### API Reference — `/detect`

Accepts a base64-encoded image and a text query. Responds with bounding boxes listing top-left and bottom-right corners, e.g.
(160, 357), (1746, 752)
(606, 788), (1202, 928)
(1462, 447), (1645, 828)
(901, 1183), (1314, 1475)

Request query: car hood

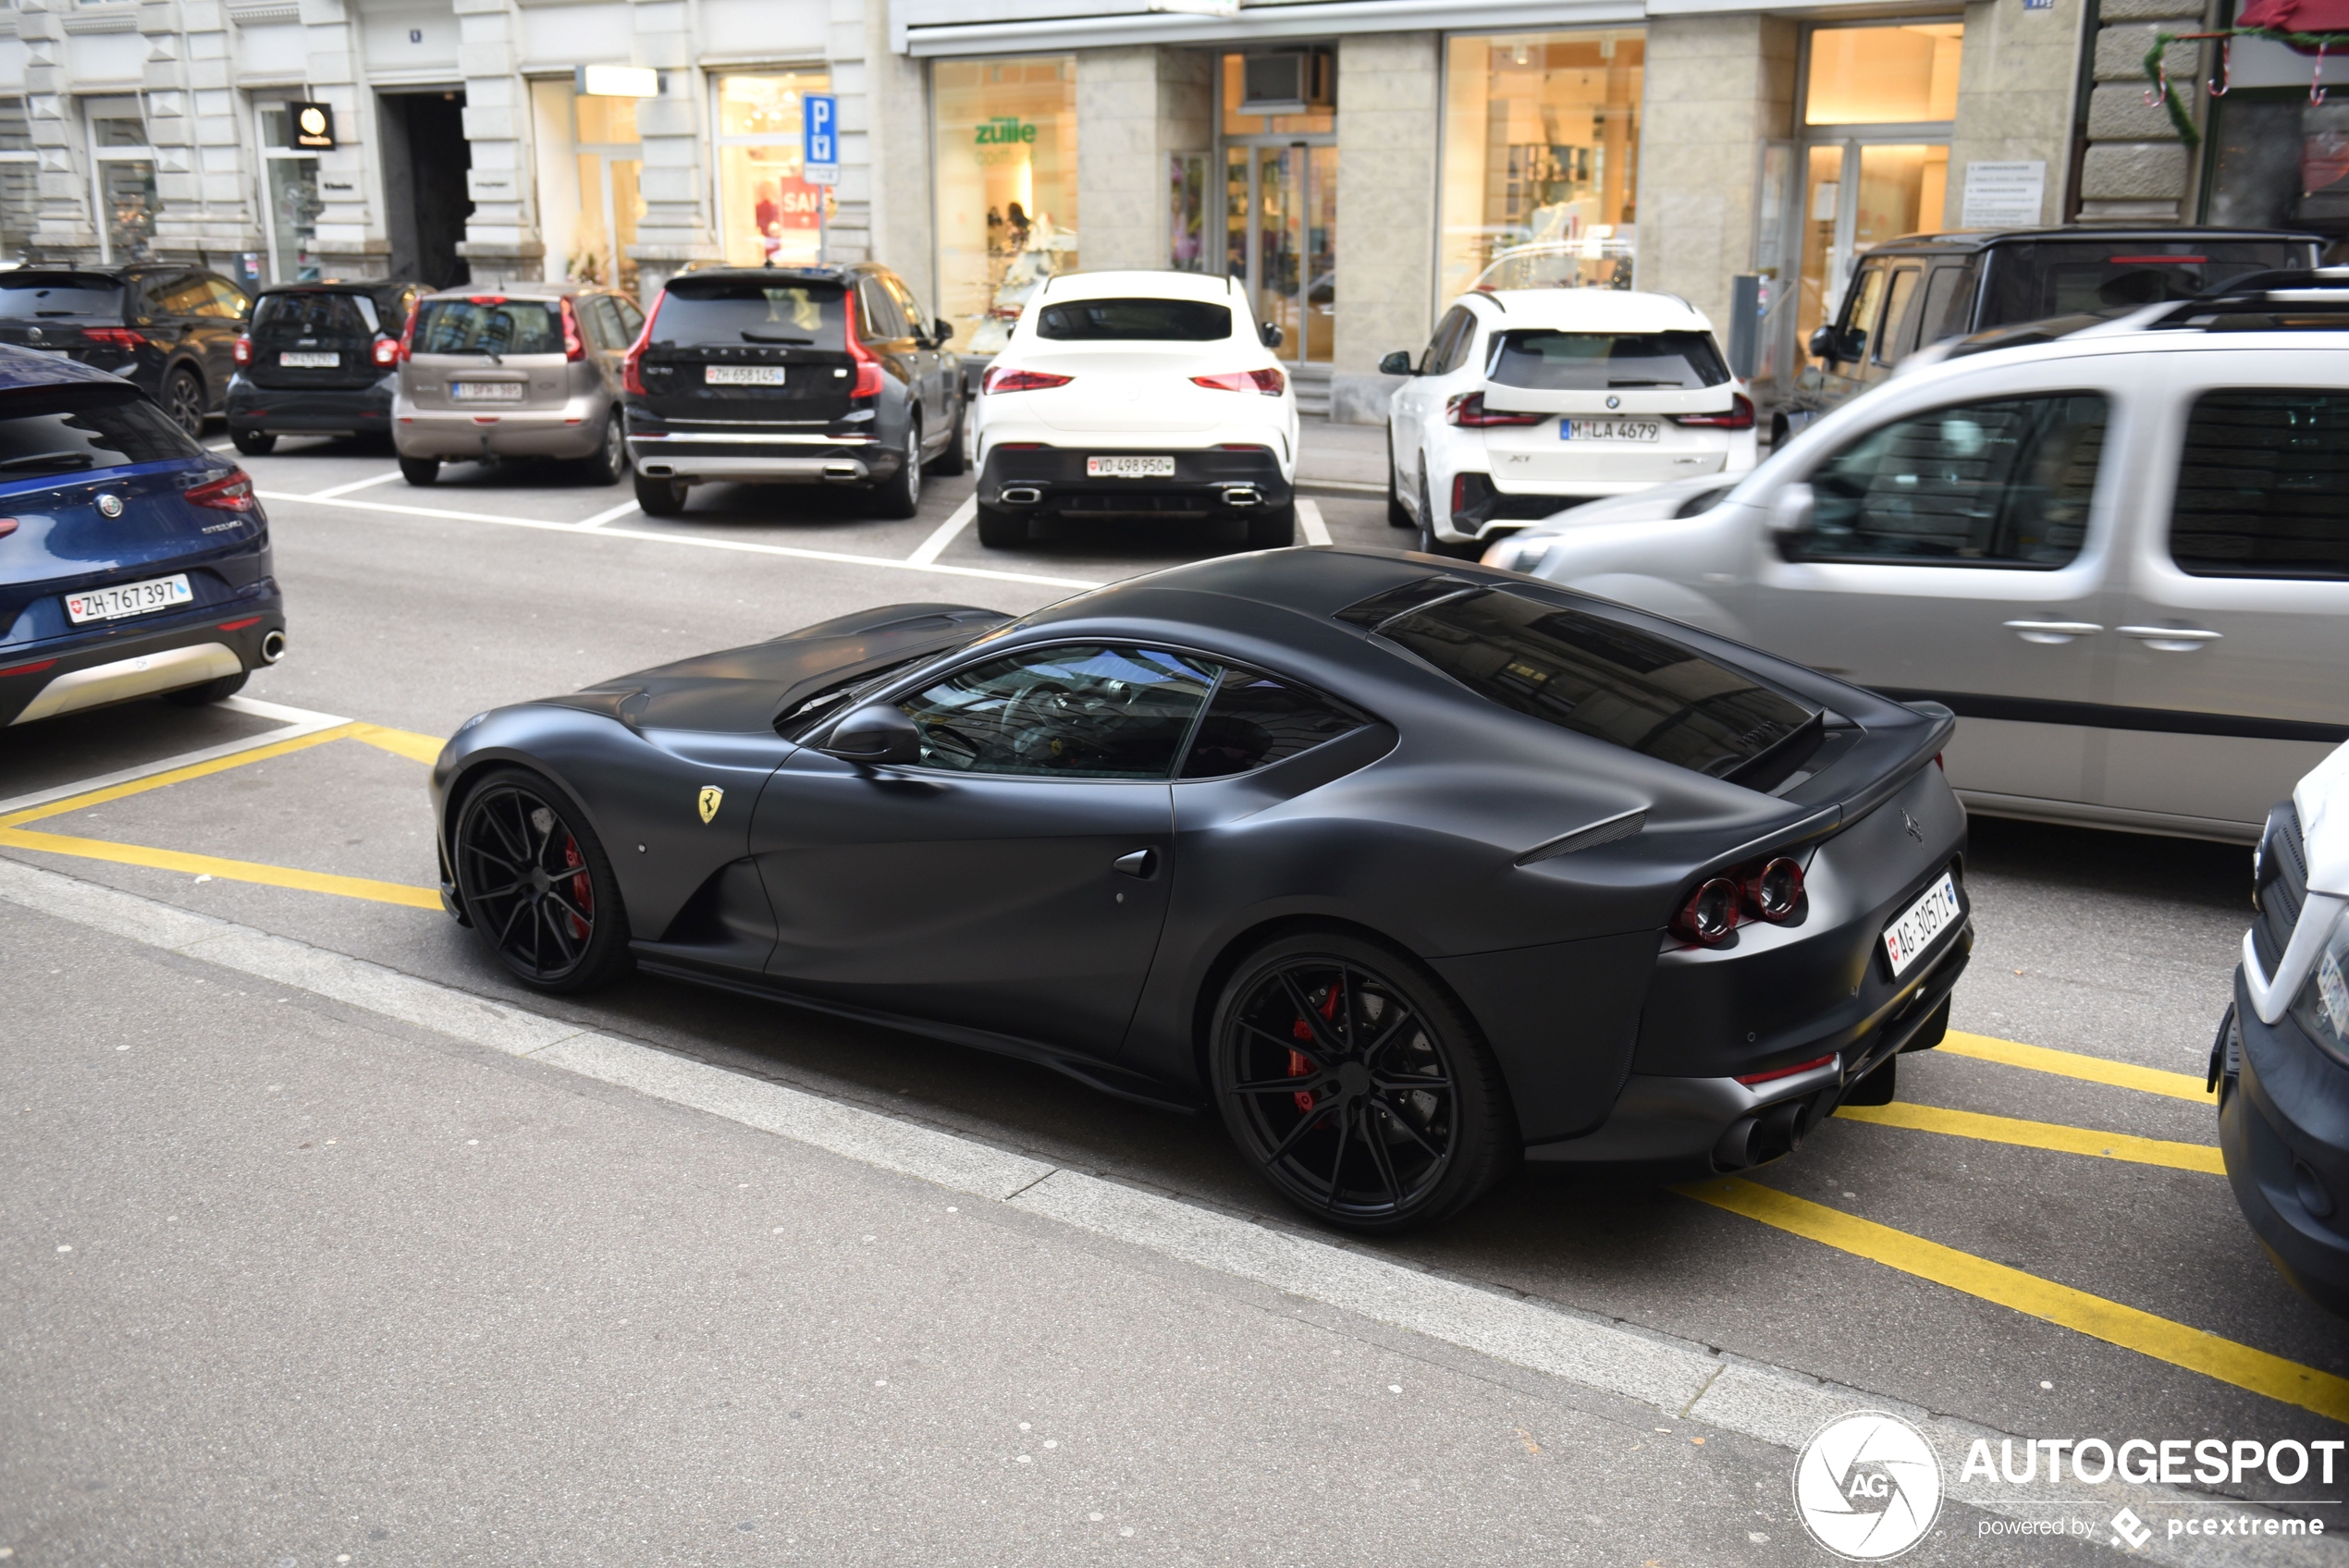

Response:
(544, 602), (1012, 735)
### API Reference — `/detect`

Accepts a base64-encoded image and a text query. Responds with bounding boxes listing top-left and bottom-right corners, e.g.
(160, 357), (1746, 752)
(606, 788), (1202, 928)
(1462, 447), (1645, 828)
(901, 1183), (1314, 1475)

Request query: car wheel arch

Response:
(438, 749), (609, 913)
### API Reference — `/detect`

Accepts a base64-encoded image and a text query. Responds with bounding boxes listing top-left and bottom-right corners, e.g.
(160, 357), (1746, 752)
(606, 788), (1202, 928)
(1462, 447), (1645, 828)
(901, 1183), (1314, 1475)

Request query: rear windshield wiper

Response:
(740, 330), (814, 345)
(0, 449), (95, 472)
(1605, 378), (1683, 388)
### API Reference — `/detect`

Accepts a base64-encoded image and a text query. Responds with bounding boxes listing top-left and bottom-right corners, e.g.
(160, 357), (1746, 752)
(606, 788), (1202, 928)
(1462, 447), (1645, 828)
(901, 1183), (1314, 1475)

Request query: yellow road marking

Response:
(1835, 1101), (2225, 1173)
(0, 722), (362, 829)
(0, 827), (441, 910)
(347, 723), (445, 765)
(1940, 1029), (2216, 1104)
(1680, 1177), (2349, 1423)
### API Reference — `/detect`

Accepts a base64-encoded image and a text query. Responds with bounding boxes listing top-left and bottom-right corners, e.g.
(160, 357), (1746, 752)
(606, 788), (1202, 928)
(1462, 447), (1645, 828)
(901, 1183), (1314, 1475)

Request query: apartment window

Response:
(1438, 31), (1644, 301)
(932, 55), (1077, 355)
(255, 103), (323, 284)
(712, 70), (831, 270)
(86, 97), (156, 263)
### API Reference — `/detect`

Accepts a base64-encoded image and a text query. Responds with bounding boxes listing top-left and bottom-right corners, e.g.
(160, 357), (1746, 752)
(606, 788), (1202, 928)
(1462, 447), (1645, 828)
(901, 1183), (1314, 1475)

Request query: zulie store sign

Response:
(974, 116), (1039, 146)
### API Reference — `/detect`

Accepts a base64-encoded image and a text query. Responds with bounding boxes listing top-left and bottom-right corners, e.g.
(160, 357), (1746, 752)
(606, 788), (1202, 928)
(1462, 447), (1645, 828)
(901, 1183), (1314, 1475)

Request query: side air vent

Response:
(1517, 808), (1647, 866)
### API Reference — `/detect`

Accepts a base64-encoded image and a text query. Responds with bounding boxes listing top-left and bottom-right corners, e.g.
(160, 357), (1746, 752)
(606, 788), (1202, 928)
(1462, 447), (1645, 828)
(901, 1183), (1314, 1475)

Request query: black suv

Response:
(621, 263), (964, 519)
(0, 265), (251, 437)
(1782, 225), (2324, 443)
(227, 279), (424, 455)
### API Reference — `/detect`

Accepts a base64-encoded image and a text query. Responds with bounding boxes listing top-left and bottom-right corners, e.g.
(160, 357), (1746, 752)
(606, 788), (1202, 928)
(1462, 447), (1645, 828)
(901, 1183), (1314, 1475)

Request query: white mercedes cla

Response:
(1382, 288), (1757, 557)
(972, 270), (1299, 550)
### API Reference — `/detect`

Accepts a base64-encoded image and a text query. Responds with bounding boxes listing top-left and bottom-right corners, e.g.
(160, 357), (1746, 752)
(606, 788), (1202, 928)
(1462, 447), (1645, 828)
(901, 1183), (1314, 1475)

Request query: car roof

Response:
(1038, 270), (1243, 305)
(258, 278), (421, 294)
(670, 264), (856, 287)
(1855, 225), (2326, 259)
(1462, 288), (1715, 334)
(418, 282), (596, 300)
(0, 340), (153, 394)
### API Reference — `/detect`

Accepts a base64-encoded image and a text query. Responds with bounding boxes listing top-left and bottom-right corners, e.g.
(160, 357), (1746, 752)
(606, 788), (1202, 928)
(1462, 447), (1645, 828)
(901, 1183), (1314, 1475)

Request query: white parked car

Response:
(972, 270), (1299, 551)
(1513, 270), (2349, 841)
(1380, 288), (1757, 557)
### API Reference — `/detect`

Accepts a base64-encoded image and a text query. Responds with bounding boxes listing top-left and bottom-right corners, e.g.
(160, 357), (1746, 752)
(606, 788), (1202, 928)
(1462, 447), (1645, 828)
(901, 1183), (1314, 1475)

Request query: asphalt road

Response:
(1, 431), (2341, 1566)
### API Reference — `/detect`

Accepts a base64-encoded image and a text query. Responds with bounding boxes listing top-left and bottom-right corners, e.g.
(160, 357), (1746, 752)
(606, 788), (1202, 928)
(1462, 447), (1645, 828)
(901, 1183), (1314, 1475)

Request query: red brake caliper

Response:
(1287, 981), (1342, 1115)
(560, 834), (592, 939)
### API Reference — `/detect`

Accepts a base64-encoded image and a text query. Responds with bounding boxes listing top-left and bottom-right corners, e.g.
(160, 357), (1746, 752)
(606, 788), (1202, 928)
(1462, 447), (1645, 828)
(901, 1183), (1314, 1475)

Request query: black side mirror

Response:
(930, 320), (955, 345)
(822, 704), (921, 766)
(1260, 321), (1284, 349)
(1807, 325), (1838, 361)
(1378, 350), (1415, 376)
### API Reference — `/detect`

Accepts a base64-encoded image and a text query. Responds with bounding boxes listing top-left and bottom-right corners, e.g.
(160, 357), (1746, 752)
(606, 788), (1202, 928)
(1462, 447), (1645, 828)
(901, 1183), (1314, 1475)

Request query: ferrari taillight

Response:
(1671, 877), (1740, 945)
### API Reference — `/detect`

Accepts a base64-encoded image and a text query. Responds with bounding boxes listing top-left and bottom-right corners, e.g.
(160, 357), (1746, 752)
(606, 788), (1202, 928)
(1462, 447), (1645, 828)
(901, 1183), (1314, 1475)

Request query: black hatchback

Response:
(0, 266), (252, 439)
(226, 280), (424, 455)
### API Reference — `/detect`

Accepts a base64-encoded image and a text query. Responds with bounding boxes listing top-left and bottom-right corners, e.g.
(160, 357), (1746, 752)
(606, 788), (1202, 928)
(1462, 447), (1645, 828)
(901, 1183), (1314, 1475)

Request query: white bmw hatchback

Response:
(1383, 288), (1757, 557)
(973, 270), (1299, 550)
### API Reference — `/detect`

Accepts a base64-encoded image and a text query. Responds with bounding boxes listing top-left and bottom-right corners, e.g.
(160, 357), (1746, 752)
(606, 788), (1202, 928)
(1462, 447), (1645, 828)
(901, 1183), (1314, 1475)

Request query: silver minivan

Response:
(1515, 272), (2349, 842)
(394, 283), (644, 486)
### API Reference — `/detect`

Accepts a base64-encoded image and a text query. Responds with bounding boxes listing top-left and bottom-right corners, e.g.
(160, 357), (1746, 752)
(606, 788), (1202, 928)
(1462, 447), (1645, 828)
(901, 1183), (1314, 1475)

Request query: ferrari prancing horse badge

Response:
(697, 786), (723, 824)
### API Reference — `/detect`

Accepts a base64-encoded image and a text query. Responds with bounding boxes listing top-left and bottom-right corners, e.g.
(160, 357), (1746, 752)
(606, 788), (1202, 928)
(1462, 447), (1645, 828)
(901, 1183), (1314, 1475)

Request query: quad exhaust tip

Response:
(259, 629), (287, 664)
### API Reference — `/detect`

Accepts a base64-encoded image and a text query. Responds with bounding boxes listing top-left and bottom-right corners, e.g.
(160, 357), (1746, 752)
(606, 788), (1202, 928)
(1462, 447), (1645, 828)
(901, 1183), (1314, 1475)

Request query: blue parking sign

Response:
(804, 93), (837, 168)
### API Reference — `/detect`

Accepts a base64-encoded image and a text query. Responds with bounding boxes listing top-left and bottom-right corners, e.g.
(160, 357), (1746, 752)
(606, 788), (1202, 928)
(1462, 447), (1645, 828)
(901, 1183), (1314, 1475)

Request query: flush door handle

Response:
(2003, 619), (2104, 644)
(1113, 849), (1158, 879)
(2117, 625), (2223, 652)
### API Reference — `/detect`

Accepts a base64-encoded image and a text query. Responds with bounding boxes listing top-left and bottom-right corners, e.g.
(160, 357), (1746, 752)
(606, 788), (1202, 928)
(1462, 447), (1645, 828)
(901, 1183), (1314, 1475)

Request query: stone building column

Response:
(21, 0), (102, 261)
(1947, 0), (2089, 227)
(2077, 0), (2208, 220)
(454, 0), (539, 284)
(1330, 31), (1437, 424)
(625, 0), (716, 306)
(867, 0), (934, 306)
(1068, 48), (1210, 276)
(824, 0), (872, 263)
(1632, 16), (1799, 341)
(299, 0), (386, 276)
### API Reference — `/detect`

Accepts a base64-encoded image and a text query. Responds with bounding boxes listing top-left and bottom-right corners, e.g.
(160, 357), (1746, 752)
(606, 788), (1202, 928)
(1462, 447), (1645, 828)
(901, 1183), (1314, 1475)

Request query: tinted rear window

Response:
(0, 275), (124, 319)
(412, 298), (563, 356)
(1341, 584), (1818, 783)
(1180, 670), (1368, 778)
(1487, 330), (1728, 391)
(0, 382), (201, 473)
(2170, 389), (2349, 580)
(1978, 241), (2310, 327)
(254, 291), (377, 339)
(1036, 299), (1232, 342)
(652, 279), (848, 348)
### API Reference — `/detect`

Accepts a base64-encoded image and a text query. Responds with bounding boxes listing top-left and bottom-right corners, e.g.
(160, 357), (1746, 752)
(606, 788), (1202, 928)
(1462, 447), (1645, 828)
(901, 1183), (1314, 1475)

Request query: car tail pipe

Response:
(1216, 483), (1261, 508)
(822, 461), (863, 482)
(260, 628), (288, 664)
(999, 484), (1043, 506)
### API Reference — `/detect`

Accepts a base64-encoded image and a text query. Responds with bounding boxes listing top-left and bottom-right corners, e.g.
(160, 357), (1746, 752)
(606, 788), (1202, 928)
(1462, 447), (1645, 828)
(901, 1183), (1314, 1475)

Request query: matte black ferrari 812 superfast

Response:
(432, 548), (1971, 1231)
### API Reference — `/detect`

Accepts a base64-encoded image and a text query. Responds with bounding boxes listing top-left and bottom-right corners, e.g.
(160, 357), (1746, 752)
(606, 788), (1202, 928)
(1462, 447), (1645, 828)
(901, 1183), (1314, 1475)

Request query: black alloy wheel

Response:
(453, 768), (632, 992)
(231, 430), (277, 457)
(1211, 932), (1513, 1232)
(166, 368), (206, 439)
(931, 396), (968, 476)
(400, 455), (439, 486)
(871, 417), (922, 518)
(1385, 430), (1413, 529)
(581, 408), (627, 485)
(634, 471), (685, 516)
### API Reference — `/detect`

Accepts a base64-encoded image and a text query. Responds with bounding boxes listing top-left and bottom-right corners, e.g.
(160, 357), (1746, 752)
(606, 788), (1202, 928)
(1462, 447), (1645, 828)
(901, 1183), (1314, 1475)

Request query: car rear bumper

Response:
(395, 403), (609, 460)
(2220, 976), (2349, 1315)
(979, 445), (1292, 520)
(228, 374), (396, 434)
(629, 433), (882, 485)
(0, 587), (286, 726)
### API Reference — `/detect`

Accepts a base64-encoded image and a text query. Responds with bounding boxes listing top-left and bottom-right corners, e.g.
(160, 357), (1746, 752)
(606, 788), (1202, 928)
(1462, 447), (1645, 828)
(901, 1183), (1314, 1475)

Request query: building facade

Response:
(0, 0), (2329, 423)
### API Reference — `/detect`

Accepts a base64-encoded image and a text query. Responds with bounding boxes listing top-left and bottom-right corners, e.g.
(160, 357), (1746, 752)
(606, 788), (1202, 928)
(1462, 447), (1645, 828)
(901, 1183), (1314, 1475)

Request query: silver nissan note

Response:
(393, 283), (645, 486)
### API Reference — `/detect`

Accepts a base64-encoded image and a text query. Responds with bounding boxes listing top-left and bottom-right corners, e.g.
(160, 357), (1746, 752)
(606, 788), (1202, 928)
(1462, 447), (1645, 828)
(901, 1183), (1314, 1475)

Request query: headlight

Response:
(456, 710), (490, 735)
(2289, 903), (2349, 1067)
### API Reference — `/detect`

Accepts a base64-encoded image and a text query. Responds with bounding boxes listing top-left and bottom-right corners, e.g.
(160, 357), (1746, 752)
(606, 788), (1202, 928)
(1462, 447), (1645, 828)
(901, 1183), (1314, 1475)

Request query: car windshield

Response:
(653, 279), (849, 348)
(1339, 583), (1819, 784)
(1977, 241), (2310, 328)
(0, 275), (124, 319)
(1487, 330), (1728, 390)
(253, 291), (378, 339)
(1035, 299), (1233, 342)
(0, 382), (202, 472)
(412, 297), (563, 356)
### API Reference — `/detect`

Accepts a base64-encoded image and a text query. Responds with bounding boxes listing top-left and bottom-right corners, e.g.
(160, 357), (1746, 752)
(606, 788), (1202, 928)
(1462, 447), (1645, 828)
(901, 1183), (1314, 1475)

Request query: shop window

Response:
(1803, 25), (1962, 126)
(2206, 94), (2349, 251)
(713, 71), (831, 270)
(256, 103), (323, 284)
(86, 97), (156, 263)
(1169, 153), (1210, 272)
(1437, 31), (1644, 300)
(933, 55), (1077, 356)
(530, 78), (648, 291)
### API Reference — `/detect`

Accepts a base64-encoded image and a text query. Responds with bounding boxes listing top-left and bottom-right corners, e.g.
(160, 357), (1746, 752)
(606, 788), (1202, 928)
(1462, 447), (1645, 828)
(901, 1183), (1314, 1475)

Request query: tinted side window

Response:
(584, 296), (624, 350)
(1838, 264), (1890, 362)
(148, 273), (213, 317)
(1180, 671), (1367, 778)
(882, 274), (928, 337)
(2171, 389), (2349, 580)
(898, 644), (1218, 779)
(614, 296), (646, 339)
(0, 382), (203, 471)
(1420, 306), (1471, 375)
(200, 276), (249, 319)
(1875, 268), (1923, 366)
(857, 276), (909, 341)
(1800, 395), (2107, 569)
(1917, 265), (1974, 346)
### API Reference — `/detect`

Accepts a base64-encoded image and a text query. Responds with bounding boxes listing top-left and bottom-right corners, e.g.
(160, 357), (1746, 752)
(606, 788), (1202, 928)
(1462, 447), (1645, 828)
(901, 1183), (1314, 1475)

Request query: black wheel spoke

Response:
(1373, 1072), (1450, 1095)
(1265, 1105), (1330, 1166)
(491, 895), (532, 953)
(1231, 1075), (1331, 1096)
(1323, 1099), (1358, 1208)
(1238, 1019), (1328, 1071)
(470, 878), (525, 900)
(466, 848), (523, 876)
(539, 901), (580, 962)
(1276, 970), (1345, 1056)
(1359, 1004), (1421, 1067)
(543, 888), (594, 931)
(1363, 1105), (1405, 1208)
(1371, 1095), (1445, 1158)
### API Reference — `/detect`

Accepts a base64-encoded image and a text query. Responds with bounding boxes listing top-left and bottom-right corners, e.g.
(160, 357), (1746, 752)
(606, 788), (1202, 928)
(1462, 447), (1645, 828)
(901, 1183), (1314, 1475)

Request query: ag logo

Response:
(696, 785), (723, 825)
(1793, 1411), (1942, 1561)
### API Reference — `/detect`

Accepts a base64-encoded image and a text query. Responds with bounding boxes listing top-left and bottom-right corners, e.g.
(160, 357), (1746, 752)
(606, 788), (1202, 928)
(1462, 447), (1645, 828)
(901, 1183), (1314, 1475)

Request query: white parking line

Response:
(906, 496), (977, 566)
(1296, 497), (1332, 546)
(255, 488), (1101, 590)
(0, 851), (2314, 1567)
(304, 470), (407, 501)
(571, 497), (642, 531)
(0, 695), (350, 817)
(206, 441), (237, 453)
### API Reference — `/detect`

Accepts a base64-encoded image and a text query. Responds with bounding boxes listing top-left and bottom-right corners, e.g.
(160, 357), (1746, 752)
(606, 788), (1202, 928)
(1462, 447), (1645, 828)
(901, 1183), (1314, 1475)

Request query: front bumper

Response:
(396, 401), (609, 461)
(0, 588), (286, 725)
(2220, 977), (2349, 1315)
(629, 432), (881, 485)
(228, 374), (396, 435)
(979, 446), (1292, 521)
